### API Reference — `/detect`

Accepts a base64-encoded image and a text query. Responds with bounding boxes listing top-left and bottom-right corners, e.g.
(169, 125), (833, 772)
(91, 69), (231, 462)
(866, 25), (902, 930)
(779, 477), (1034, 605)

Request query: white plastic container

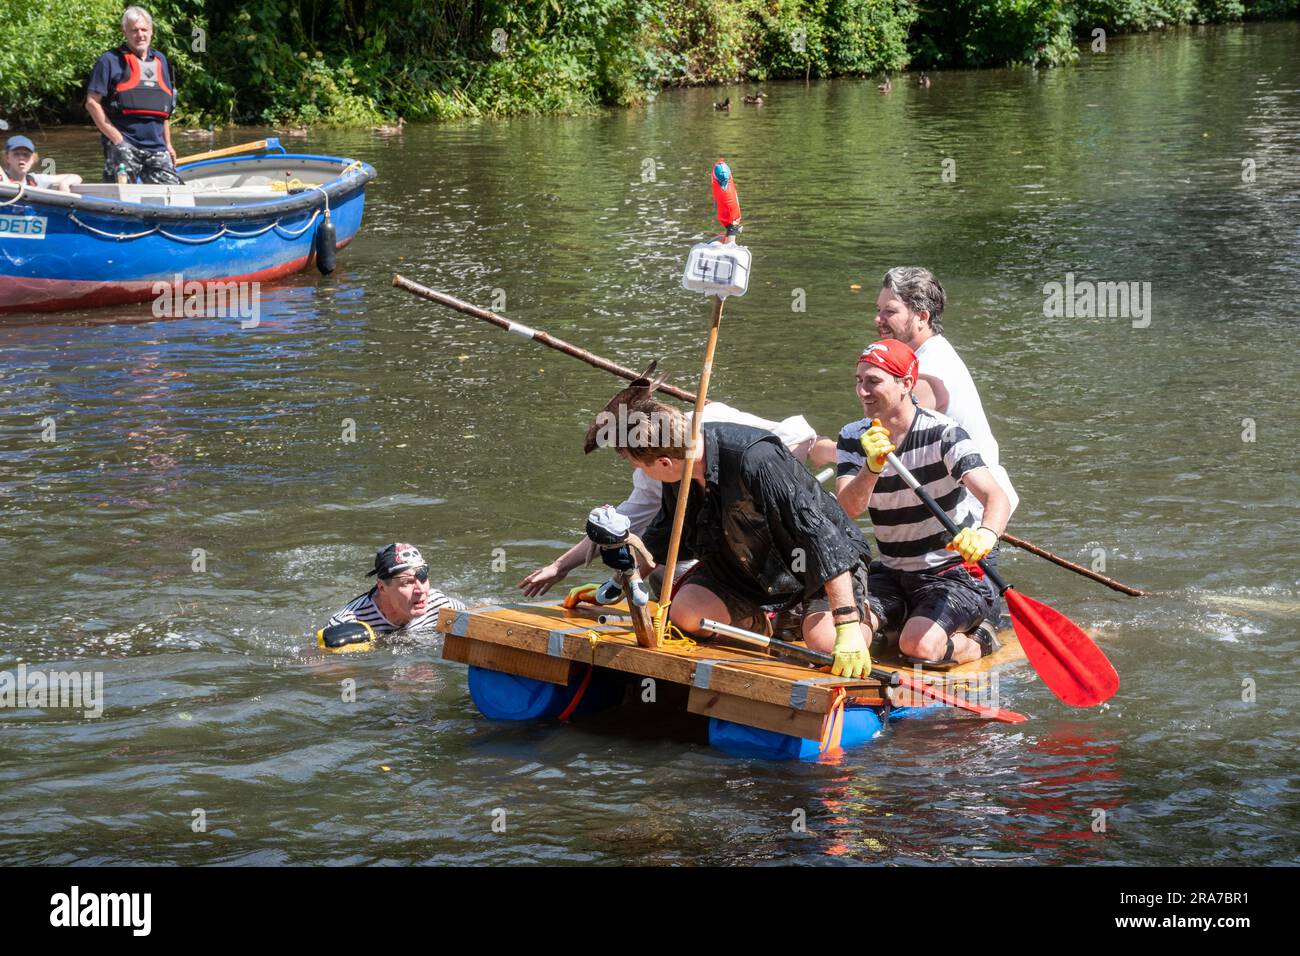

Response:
(681, 241), (751, 297)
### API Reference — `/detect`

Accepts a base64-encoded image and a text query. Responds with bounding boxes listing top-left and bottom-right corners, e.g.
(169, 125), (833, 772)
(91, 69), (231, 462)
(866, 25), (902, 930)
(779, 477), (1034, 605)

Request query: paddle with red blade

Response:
(697, 617), (1029, 724)
(884, 450), (1119, 707)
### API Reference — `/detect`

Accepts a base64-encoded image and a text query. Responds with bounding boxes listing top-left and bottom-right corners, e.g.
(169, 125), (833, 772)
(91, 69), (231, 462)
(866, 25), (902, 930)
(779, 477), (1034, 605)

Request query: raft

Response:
(436, 600), (1024, 761)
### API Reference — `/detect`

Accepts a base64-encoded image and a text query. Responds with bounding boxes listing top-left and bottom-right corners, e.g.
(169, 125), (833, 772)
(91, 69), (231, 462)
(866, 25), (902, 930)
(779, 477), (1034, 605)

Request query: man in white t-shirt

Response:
(872, 266), (1018, 517)
(519, 364), (837, 598)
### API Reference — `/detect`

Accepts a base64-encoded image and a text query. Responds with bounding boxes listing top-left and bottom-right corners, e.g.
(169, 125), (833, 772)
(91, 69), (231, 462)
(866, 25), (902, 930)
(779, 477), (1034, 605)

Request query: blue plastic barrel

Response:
(467, 665), (625, 721)
(709, 703), (937, 761)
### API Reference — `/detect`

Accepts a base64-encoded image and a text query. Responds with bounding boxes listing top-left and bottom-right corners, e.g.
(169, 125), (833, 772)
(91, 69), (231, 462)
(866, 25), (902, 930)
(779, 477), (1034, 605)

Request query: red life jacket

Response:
(110, 47), (175, 119)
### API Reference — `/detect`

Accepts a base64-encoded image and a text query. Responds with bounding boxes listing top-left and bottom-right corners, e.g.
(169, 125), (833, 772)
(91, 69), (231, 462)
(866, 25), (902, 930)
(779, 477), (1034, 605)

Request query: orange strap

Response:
(819, 687), (847, 753)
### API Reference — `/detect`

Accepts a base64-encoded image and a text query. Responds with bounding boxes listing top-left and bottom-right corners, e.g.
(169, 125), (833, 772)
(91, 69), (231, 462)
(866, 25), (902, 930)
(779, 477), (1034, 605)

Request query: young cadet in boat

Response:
(587, 387), (875, 679)
(1, 135), (82, 193)
(85, 6), (183, 186)
(870, 266), (1018, 516)
(836, 339), (1010, 667)
(317, 543), (465, 652)
(519, 363), (837, 600)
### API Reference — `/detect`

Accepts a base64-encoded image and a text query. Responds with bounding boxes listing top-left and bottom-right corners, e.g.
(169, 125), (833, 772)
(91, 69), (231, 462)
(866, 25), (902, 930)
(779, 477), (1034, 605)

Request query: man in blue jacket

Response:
(84, 6), (182, 185)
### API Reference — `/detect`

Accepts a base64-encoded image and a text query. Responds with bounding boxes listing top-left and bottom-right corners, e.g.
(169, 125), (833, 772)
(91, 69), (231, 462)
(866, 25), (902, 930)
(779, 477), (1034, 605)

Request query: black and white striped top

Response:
(837, 407), (986, 572)
(327, 587), (465, 633)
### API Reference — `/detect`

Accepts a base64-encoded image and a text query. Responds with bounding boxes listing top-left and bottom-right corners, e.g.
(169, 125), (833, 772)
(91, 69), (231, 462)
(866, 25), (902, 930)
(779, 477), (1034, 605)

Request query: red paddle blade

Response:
(892, 672), (1028, 724)
(1004, 588), (1119, 707)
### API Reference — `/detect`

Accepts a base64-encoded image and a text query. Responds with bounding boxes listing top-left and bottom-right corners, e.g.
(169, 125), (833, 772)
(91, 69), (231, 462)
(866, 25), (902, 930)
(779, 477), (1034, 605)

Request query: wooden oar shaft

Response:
(1000, 532), (1150, 596)
(891, 449), (1147, 596)
(697, 618), (1028, 723)
(175, 139), (270, 166)
(656, 295), (724, 639)
(392, 274), (698, 403)
(696, 618), (886, 677)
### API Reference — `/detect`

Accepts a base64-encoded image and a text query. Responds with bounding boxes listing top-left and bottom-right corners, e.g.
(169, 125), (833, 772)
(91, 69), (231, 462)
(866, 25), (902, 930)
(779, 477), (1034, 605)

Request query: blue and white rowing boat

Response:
(0, 139), (375, 313)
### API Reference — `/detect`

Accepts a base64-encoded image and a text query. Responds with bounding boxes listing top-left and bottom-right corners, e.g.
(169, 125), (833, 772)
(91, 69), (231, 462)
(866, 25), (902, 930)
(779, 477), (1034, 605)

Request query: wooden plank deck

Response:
(437, 600), (1028, 740)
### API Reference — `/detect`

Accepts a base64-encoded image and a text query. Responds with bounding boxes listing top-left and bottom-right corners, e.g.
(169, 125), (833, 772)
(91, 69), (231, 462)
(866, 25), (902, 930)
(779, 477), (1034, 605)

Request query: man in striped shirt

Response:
(326, 543), (465, 633)
(836, 340), (1011, 667)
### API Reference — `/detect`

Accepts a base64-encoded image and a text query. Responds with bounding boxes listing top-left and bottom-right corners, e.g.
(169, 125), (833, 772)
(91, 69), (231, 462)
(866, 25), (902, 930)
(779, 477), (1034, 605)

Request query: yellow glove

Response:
(562, 582), (599, 609)
(831, 621), (871, 679)
(947, 526), (999, 564)
(859, 418), (895, 474)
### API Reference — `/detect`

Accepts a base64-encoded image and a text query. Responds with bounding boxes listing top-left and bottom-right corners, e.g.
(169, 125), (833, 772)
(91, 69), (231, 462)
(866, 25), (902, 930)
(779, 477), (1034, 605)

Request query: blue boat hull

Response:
(0, 150), (374, 313)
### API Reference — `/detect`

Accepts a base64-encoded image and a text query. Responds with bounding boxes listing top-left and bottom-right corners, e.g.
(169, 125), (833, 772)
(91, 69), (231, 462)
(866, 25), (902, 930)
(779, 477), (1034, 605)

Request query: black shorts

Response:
(677, 563), (772, 634)
(866, 555), (999, 637)
(682, 560), (871, 635)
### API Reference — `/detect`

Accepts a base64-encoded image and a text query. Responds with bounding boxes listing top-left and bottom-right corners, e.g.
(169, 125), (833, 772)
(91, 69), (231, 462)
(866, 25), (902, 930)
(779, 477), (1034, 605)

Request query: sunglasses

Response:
(388, 566), (429, 584)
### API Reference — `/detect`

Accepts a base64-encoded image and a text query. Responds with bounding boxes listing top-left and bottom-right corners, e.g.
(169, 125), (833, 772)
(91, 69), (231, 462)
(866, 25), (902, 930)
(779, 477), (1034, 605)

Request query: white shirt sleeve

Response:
(768, 414), (817, 450)
(700, 402), (816, 452)
(618, 467), (666, 536)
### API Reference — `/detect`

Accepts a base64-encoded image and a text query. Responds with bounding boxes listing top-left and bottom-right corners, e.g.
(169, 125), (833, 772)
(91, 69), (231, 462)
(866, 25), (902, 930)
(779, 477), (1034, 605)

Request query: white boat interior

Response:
(65, 157), (347, 208)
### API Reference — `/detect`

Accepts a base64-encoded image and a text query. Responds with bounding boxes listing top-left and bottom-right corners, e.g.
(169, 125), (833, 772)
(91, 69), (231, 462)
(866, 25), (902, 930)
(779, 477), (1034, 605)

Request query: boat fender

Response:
(315, 213), (337, 274)
(316, 619), (375, 653)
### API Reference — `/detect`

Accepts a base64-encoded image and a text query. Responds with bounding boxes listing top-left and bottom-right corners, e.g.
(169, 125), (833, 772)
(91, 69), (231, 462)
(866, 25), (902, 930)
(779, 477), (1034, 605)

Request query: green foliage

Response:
(1, 0), (1296, 127)
(1243, 0), (1300, 16)
(1071, 0), (1300, 31)
(655, 0), (911, 83)
(827, 0), (917, 74)
(913, 0), (1079, 68)
(0, 2), (124, 119)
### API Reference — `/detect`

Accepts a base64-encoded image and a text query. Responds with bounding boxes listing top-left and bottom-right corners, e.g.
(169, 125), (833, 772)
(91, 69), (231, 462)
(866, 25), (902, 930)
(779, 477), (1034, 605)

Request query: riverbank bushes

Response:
(2, 1), (1295, 127)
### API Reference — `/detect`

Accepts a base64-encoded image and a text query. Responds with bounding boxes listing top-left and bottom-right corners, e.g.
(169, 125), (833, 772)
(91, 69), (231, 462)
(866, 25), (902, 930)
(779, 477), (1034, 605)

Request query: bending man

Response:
(520, 363), (836, 598)
(588, 387), (874, 678)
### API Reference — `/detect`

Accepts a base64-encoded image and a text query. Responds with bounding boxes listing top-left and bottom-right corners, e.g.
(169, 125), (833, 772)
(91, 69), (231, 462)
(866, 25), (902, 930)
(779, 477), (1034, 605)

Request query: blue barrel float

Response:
(467, 665), (626, 721)
(709, 703), (935, 761)
(467, 664), (939, 760)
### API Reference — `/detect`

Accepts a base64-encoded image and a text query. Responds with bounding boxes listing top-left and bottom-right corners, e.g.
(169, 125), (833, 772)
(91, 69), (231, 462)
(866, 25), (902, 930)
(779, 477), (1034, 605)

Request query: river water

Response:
(2, 23), (1297, 865)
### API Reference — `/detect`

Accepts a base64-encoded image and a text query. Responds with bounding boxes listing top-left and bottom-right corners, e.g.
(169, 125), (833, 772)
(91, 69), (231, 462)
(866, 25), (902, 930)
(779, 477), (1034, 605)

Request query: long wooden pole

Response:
(392, 275), (697, 403)
(999, 532), (1150, 596)
(392, 273), (1150, 598)
(654, 294), (725, 640)
(175, 139), (271, 166)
